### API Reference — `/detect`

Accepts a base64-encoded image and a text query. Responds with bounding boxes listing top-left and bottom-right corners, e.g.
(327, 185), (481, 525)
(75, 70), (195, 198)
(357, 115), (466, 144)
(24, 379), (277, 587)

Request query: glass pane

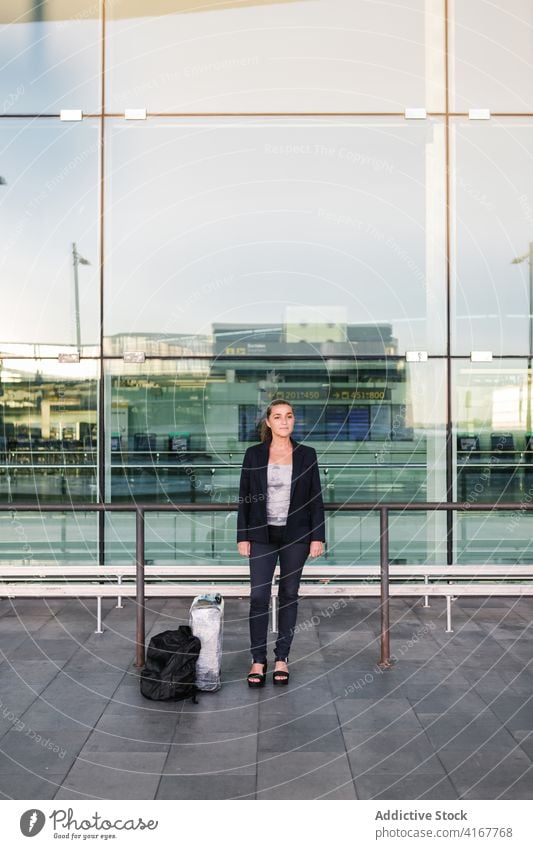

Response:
(146, 512), (240, 566)
(325, 512), (379, 566)
(0, 511), (98, 564)
(388, 510), (445, 565)
(106, 0), (444, 113)
(456, 511), (533, 565)
(106, 511), (442, 567)
(451, 119), (533, 356)
(0, 119), (100, 355)
(105, 512), (135, 564)
(0, 1), (101, 114)
(454, 359), (531, 503)
(0, 359), (98, 503)
(107, 509), (446, 567)
(105, 357), (446, 511)
(143, 510), (361, 566)
(453, 359), (533, 562)
(104, 118), (447, 356)
(451, 1), (533, 113)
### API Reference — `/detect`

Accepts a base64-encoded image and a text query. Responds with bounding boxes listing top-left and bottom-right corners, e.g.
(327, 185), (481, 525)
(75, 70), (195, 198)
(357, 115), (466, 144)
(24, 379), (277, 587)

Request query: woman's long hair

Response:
(259, 398), (295, 442)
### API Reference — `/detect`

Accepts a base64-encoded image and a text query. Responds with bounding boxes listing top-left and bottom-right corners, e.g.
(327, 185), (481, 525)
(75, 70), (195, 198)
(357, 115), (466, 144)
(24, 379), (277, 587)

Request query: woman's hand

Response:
(237, 541), (251, 557)
(309, 541), (324, 558)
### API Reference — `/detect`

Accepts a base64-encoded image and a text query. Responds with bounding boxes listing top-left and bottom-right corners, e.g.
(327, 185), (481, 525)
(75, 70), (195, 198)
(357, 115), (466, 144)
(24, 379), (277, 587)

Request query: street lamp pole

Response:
(72, 243), (82, 356)
(71, 242), (90, 356)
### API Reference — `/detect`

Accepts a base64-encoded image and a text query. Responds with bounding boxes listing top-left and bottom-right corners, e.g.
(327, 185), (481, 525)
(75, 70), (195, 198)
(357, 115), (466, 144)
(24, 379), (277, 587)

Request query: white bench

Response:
(1, 563), (532, 633)
(0, 565), (251, 633)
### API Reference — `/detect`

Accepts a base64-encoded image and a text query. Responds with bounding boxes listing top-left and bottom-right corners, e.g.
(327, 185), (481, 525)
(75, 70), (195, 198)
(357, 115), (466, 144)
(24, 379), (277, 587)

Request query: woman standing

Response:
(237, 399), (325, 686)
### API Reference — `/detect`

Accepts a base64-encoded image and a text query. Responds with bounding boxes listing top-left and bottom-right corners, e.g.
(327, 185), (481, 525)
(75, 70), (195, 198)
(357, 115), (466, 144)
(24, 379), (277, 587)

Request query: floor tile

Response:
(257, 752), (356, 799)
(55, 752), (167, 799)
(355, 772), (458, 799)
(164, 730), (257, 775)
(343, 729), (446, 776)
(258, 716), (346, 753)
(156, 774), (255, 799)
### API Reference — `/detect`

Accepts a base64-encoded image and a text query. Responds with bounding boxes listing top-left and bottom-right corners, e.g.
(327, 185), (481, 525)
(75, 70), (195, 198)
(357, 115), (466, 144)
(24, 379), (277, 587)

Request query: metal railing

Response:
(0, 500), (531, 668)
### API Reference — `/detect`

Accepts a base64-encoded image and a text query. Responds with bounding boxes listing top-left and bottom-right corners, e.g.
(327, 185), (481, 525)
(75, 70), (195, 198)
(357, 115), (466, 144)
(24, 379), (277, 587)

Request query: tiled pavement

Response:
(0, 594), (532, 800)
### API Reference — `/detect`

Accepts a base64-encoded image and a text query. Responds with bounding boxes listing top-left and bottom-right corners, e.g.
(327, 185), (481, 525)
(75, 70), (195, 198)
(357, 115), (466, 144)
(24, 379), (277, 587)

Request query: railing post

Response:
(378, 506), (392, 669)
(135, 508), (145, 668)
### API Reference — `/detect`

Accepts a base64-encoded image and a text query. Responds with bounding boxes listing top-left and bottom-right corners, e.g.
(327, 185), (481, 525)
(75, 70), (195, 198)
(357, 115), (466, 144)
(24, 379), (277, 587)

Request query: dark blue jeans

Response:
(249, 524), (310, 663)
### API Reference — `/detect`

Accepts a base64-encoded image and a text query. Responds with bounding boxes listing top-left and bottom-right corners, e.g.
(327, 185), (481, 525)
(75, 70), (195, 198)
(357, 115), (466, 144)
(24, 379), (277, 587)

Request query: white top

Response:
(266, 463), (292, 526)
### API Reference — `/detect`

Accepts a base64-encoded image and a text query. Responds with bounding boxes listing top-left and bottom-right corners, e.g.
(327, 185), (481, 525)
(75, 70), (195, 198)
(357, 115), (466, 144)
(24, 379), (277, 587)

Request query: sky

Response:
(1, 1), (533, 355)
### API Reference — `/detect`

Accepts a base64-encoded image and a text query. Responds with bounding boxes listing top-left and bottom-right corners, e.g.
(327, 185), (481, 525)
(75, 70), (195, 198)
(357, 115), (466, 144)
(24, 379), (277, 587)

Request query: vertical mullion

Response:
(98, 0), (107, 565)
(444, 0), (454, 564)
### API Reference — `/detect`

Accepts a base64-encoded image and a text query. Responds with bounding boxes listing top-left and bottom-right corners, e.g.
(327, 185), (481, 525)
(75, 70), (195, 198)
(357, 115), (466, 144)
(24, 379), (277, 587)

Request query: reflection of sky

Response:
(1, 357), (97, 382)
(0, 11), (100, 113)
(105, 0), (426, 113)
(105, 119), (439, 352)
(452, 2), (533, 113)
(453, 122), (533, 355)
(0, 120), (100, 348)
(1, 4), (533, 356)
(3, 115), (533, 355)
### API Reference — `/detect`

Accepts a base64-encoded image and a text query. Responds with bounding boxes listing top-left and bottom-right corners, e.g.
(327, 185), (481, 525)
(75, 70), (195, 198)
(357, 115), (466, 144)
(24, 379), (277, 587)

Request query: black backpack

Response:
(140, 626), (201, 703)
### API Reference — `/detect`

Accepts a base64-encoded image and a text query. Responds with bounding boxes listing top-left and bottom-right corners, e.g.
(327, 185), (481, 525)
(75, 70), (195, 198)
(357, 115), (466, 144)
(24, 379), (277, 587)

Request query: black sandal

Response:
(247, 661), (267, 687)
(273, 661), (289, 686)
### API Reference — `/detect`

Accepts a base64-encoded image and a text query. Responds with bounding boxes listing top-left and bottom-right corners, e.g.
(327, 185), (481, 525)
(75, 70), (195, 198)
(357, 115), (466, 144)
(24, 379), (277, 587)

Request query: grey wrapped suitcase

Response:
(189, 593), (224, 691)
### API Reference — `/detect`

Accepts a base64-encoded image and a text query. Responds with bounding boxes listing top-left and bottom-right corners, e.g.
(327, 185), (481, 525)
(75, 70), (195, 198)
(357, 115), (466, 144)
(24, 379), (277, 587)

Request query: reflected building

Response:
(213, 316), (398, 358)
(105, 333), (212, 358)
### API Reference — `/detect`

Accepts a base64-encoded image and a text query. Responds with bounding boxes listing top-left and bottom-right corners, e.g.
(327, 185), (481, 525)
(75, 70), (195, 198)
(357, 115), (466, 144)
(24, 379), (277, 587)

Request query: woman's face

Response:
(267, 404), (295, 439)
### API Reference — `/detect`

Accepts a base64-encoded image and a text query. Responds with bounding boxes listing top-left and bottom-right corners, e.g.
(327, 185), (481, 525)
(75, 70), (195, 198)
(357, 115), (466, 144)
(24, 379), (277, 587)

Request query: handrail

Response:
(0, 500), (531, 667)
(0, 500), (531, 510)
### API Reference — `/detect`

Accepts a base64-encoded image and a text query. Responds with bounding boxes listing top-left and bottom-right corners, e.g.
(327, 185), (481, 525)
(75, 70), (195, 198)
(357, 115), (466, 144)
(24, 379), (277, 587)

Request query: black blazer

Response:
(236, 438), (326, 545)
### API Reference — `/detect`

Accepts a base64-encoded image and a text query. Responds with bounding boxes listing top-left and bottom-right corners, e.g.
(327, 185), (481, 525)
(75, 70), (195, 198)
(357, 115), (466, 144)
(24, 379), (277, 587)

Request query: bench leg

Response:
(116, 575), (124, 609)
(423, 575), (430, 608)
(445, 595), (453, 633)
(271, 594), (277, 633)
(94, 596), (104, 634)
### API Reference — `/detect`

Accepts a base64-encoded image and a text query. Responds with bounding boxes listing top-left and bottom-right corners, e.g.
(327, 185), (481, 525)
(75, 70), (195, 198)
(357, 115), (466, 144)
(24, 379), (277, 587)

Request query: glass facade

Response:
(1, 1), (532, 566)
(0, 360), (98, 503)
(0, 120), (101, 356)
(104, 117), (447, 355)
(0, 2), (101, 114)
(454, 360), (533, 563)
(451, 119), (533, 355)
(106, 0), (442, 113)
